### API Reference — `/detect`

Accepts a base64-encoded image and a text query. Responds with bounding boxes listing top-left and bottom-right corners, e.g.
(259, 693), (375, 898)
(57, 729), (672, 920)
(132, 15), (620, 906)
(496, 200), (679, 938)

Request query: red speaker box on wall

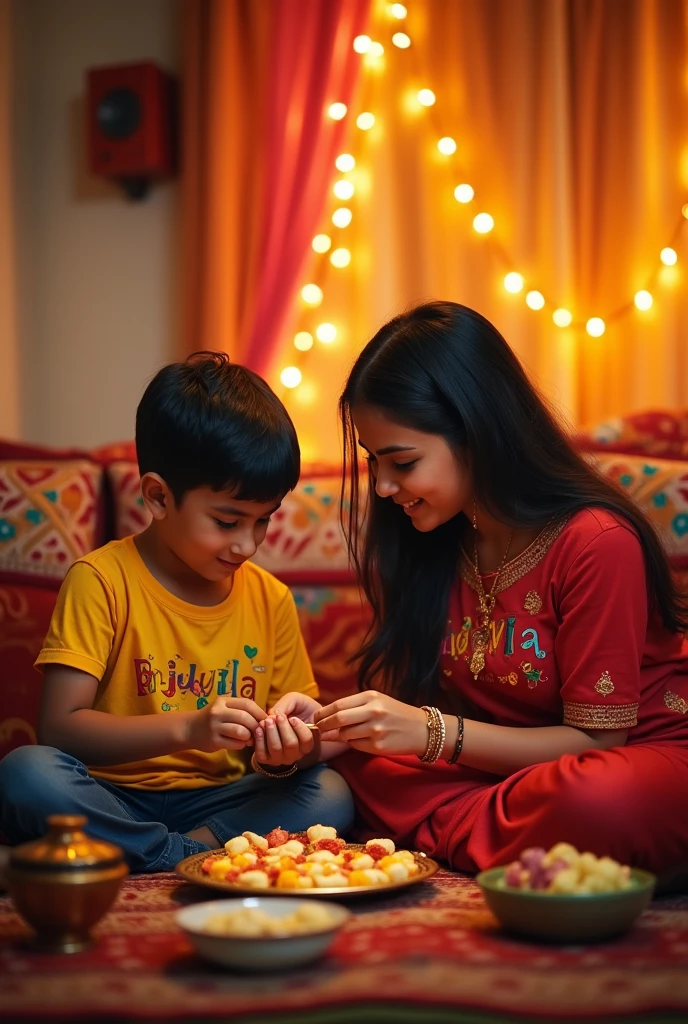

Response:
(86, 61), (177, 200)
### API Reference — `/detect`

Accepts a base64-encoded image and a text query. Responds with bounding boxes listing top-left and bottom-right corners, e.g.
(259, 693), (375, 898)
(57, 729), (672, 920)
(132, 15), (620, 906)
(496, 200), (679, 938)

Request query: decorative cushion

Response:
(588, 452), (688, 567)
(576, 410), (688, 460)
(0, 461), (104, 585)
(108, 461), (151, 539)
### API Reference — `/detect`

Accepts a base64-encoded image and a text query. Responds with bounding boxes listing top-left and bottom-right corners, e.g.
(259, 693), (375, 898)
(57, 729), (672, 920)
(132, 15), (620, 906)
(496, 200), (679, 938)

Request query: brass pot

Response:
(7, 814), (128, 953)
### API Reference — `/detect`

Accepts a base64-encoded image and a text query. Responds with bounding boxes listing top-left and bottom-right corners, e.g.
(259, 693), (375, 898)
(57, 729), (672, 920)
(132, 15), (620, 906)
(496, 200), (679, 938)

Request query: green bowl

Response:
(476, 866), (656, 943)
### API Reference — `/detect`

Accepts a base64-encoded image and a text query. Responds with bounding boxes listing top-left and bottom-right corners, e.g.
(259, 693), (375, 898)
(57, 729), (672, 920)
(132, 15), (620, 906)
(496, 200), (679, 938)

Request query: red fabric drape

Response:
(182, 0), (371, 373)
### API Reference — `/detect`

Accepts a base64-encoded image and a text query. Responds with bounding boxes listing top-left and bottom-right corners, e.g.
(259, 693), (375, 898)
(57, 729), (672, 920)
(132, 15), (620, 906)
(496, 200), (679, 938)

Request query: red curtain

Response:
(182, 0), (371, 374)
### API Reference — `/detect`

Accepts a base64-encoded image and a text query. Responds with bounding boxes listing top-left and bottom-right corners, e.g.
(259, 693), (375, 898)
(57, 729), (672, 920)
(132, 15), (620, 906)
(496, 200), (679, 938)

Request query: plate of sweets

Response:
(176, 824), (439, 897)
(477, 842), (656, 942)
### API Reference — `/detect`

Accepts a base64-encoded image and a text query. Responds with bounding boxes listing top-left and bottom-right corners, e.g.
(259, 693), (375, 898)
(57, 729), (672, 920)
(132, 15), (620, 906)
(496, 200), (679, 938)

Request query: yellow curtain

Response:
(273, 0), (688, 464)
(0, 0), (19, 438)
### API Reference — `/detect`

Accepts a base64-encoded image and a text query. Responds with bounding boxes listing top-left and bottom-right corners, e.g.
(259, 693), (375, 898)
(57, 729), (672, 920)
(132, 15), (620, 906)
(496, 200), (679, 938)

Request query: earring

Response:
(472, 501), (478, 530)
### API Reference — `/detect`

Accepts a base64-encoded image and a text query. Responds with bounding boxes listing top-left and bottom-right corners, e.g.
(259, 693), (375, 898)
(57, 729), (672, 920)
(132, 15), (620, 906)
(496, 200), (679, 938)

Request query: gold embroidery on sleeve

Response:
(664, 690), (688, 715)
(524, 590), (542, 615)
(563, 702), (638, 729)
(594, 670), (614, 696)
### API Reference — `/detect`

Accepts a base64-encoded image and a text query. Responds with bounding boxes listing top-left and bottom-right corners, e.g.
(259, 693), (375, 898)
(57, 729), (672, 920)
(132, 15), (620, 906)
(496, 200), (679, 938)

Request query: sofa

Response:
(2, 409), (688, 762)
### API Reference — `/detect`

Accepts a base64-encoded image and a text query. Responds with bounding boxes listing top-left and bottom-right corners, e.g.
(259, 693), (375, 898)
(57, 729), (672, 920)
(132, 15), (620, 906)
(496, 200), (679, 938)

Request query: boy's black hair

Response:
(136, 351), (300, 504)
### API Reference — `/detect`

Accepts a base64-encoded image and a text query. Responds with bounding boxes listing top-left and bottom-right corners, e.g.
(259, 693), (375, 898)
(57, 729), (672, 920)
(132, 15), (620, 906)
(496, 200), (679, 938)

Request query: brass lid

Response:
(10, 815), (125, 872)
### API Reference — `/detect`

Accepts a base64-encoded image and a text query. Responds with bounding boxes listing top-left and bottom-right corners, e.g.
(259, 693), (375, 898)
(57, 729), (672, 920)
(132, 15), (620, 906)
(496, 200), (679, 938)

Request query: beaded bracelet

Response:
(418, 705), (446, 763)
(447, 715), (465, 764)
(250, 753), (298, 778)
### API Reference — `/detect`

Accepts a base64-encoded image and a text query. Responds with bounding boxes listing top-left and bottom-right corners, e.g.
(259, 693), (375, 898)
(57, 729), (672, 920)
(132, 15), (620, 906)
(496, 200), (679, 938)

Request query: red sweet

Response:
(366, 843), (389, 862)
(201, 857), (215, 874)
(265, 827), (290, 848)
(295, 855), (306, 864)
(314, 837), (346, 855)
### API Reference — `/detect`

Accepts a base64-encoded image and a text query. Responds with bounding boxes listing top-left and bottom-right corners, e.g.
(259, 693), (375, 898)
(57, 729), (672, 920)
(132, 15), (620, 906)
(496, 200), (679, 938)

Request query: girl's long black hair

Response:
(340, 301), (687, 706)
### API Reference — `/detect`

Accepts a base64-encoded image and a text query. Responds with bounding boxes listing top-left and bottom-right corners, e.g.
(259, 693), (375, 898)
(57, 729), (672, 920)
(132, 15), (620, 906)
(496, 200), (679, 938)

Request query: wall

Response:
(11, 0), (181, 447)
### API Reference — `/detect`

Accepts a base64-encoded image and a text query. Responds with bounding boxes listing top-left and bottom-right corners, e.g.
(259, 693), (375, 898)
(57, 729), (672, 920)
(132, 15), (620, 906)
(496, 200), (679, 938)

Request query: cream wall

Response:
(11, 0), (181, 447)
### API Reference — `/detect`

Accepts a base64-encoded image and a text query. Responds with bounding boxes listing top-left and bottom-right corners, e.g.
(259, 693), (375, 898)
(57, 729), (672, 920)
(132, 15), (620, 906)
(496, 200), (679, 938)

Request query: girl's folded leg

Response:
(0, 746), (209, 873)
(166, 763), (355, 848)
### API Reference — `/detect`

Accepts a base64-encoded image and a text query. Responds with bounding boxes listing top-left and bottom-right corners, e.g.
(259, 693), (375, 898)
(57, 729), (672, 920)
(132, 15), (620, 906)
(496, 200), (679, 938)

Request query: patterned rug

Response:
(1, 869), (688, 1023)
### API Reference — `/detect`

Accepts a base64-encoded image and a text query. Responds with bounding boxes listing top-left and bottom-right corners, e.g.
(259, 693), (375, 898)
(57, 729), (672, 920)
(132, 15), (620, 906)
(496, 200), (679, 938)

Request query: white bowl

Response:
(176, 897), (351, 971)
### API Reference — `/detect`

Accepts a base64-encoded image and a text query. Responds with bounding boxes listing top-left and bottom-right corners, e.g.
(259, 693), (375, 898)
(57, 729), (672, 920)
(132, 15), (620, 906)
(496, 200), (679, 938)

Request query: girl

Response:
(277, 301), (688, 888)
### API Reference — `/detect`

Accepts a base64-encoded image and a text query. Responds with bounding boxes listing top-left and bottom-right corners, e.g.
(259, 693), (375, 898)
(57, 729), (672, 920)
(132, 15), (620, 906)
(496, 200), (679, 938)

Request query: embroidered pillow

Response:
(0, 460), (104, 585)
(576, 410), (688, 460)
(107, 461), (151, 539)
(588, 452), (688, 566)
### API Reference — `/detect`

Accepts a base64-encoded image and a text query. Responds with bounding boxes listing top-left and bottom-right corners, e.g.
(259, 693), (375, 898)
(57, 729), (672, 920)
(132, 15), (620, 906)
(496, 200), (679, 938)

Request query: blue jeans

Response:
(0, 746), (354, 873)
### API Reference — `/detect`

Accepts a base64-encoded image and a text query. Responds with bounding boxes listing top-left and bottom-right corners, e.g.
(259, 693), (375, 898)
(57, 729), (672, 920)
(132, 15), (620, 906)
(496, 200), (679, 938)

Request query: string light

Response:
(473, 212), (494, 234)
(437, 137), (457, 155)
(586, 317), (606, 337)
(389, 3), (407, 16)
(660, 247), (678, 266)
(552, 308), (573, 327)
(281, 366), (302, 388)
(683, 204), (688, 219)
(454, 184), (474, 203)
(504, 272), (524, 293)
(417, 89), (436, 106)
(353, 35), (371, 54)
(327, 102), (347, 120)
(330, 248), (351, 268)
(312, 234), (331, 253)
(316, 323), (337, 343)
(356, 112), (375, 130)
(294, 332), (314, 351)
(332, 207), (353, 228)
(335, 154), (356, 172)
(368, 41), (385, 58)
(333, 180), (355, 201)
(525, 290), (545, 310)
(301, 284), (323, 305)
(634, 290), (653, 311)
(392, 33), (411, 48)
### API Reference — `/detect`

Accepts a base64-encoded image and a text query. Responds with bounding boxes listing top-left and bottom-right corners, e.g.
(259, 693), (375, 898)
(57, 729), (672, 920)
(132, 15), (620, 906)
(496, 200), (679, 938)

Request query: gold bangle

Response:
(250, 753), (298, 778)
(418, 706), (445, 763)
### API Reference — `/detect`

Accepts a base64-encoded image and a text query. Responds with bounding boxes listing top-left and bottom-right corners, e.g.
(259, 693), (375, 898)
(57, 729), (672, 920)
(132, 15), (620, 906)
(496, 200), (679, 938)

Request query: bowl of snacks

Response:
(477, 843), (655, 943)
(176, 897), (351, 970)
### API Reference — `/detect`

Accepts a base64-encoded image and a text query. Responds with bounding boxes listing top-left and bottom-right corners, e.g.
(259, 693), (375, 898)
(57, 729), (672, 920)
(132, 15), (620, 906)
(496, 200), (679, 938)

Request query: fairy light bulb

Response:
(327, 102), (347, 121)
(682, 204), (688, 219)
(392, 32), (411, 48)
(504, 272), (524, 294)
(586, 317), (606, 337)
(525, 290), (545, 310)
(333, 180), (355, 201)
(368, 41), (384, 57)
(330, 248), (351, 268)
(301, 284), (323, 306)
(316, 323), (337, 343)
(280, 366), (302, 388)
(356, 112), (375, 130)
(294, 332), (313, 352)
(312, 234), (331, 253)
(660, 247), (678, 266)
(353, 35), (371, 54)
(454, 184), (474, 203)
(634, 290), (653, 311)
(552, 308), (573, 328)
(472, 212), (494, 234)
(389, 3), (407, 16)
(417, 89), (436, 107)
(437, 137), (457, 155)
(335, 154), (355, 172)
(332, 207), (353, 228)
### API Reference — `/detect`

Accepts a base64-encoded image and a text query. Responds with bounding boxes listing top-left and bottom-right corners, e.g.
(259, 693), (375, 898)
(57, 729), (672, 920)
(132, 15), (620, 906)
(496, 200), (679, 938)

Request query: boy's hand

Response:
(253, 713), (316, 767)
(186, 696), (266, 752)
(269, 691), (322, 724)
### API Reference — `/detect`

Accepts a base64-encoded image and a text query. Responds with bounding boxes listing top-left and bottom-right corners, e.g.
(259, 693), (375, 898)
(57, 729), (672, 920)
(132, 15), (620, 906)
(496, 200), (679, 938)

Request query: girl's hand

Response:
(313, 691), (429, 756)
(253, 713), (316, 767)
(269, 691), (323, 724)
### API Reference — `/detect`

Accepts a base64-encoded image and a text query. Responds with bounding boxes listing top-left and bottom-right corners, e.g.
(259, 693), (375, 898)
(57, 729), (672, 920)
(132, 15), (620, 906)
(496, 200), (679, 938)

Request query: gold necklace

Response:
(469, 529), (513, 679)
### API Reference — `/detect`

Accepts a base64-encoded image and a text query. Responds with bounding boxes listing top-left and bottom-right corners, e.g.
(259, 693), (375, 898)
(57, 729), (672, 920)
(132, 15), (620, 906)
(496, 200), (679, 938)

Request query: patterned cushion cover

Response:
(0, 461), (104, 586)
(587, 452), (688, 566)
(576, 410), (688, 460)
(108, 461), (151, 539)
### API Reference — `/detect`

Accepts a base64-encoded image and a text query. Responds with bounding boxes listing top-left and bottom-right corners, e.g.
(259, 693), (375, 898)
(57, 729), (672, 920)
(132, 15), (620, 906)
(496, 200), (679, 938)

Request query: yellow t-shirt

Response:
(35, 536), (318, 790)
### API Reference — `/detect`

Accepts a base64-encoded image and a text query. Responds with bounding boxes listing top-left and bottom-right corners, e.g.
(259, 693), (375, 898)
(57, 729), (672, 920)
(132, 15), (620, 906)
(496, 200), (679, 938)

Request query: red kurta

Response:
(336, 510), (688, 876)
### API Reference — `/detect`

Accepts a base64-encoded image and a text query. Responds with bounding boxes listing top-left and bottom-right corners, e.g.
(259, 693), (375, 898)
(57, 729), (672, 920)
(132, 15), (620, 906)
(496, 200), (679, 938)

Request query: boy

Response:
(0, 353), (353, 872)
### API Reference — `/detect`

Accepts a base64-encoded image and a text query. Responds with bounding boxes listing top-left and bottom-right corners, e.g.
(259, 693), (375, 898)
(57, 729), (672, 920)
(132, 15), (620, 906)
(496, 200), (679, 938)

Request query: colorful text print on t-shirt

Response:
(442, 617), (547, 664)
(134, 656), (257, 710)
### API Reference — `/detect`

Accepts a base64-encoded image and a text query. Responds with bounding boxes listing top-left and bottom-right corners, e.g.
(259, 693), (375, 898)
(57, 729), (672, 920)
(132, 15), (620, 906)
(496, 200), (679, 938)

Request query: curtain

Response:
(0, 0), (19, 438)
(182, 0), (371, 375)
(267, 0), (688, 462)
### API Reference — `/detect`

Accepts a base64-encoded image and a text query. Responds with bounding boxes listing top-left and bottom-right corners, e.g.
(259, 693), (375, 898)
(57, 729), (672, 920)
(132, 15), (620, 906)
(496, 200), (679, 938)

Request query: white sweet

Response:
(242, 831), (269, 851)
(314, 871), (348, 887)
(383, 861), (410, 883)
(365, 838), (395, 856)
(350, 854), (375, 871)
(279, 840), (305, 857)
(225, 835), (250, 855)
(306, 850), (337, 862)
(236, 869), (270, 888)
(307, 824), (338, 843)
